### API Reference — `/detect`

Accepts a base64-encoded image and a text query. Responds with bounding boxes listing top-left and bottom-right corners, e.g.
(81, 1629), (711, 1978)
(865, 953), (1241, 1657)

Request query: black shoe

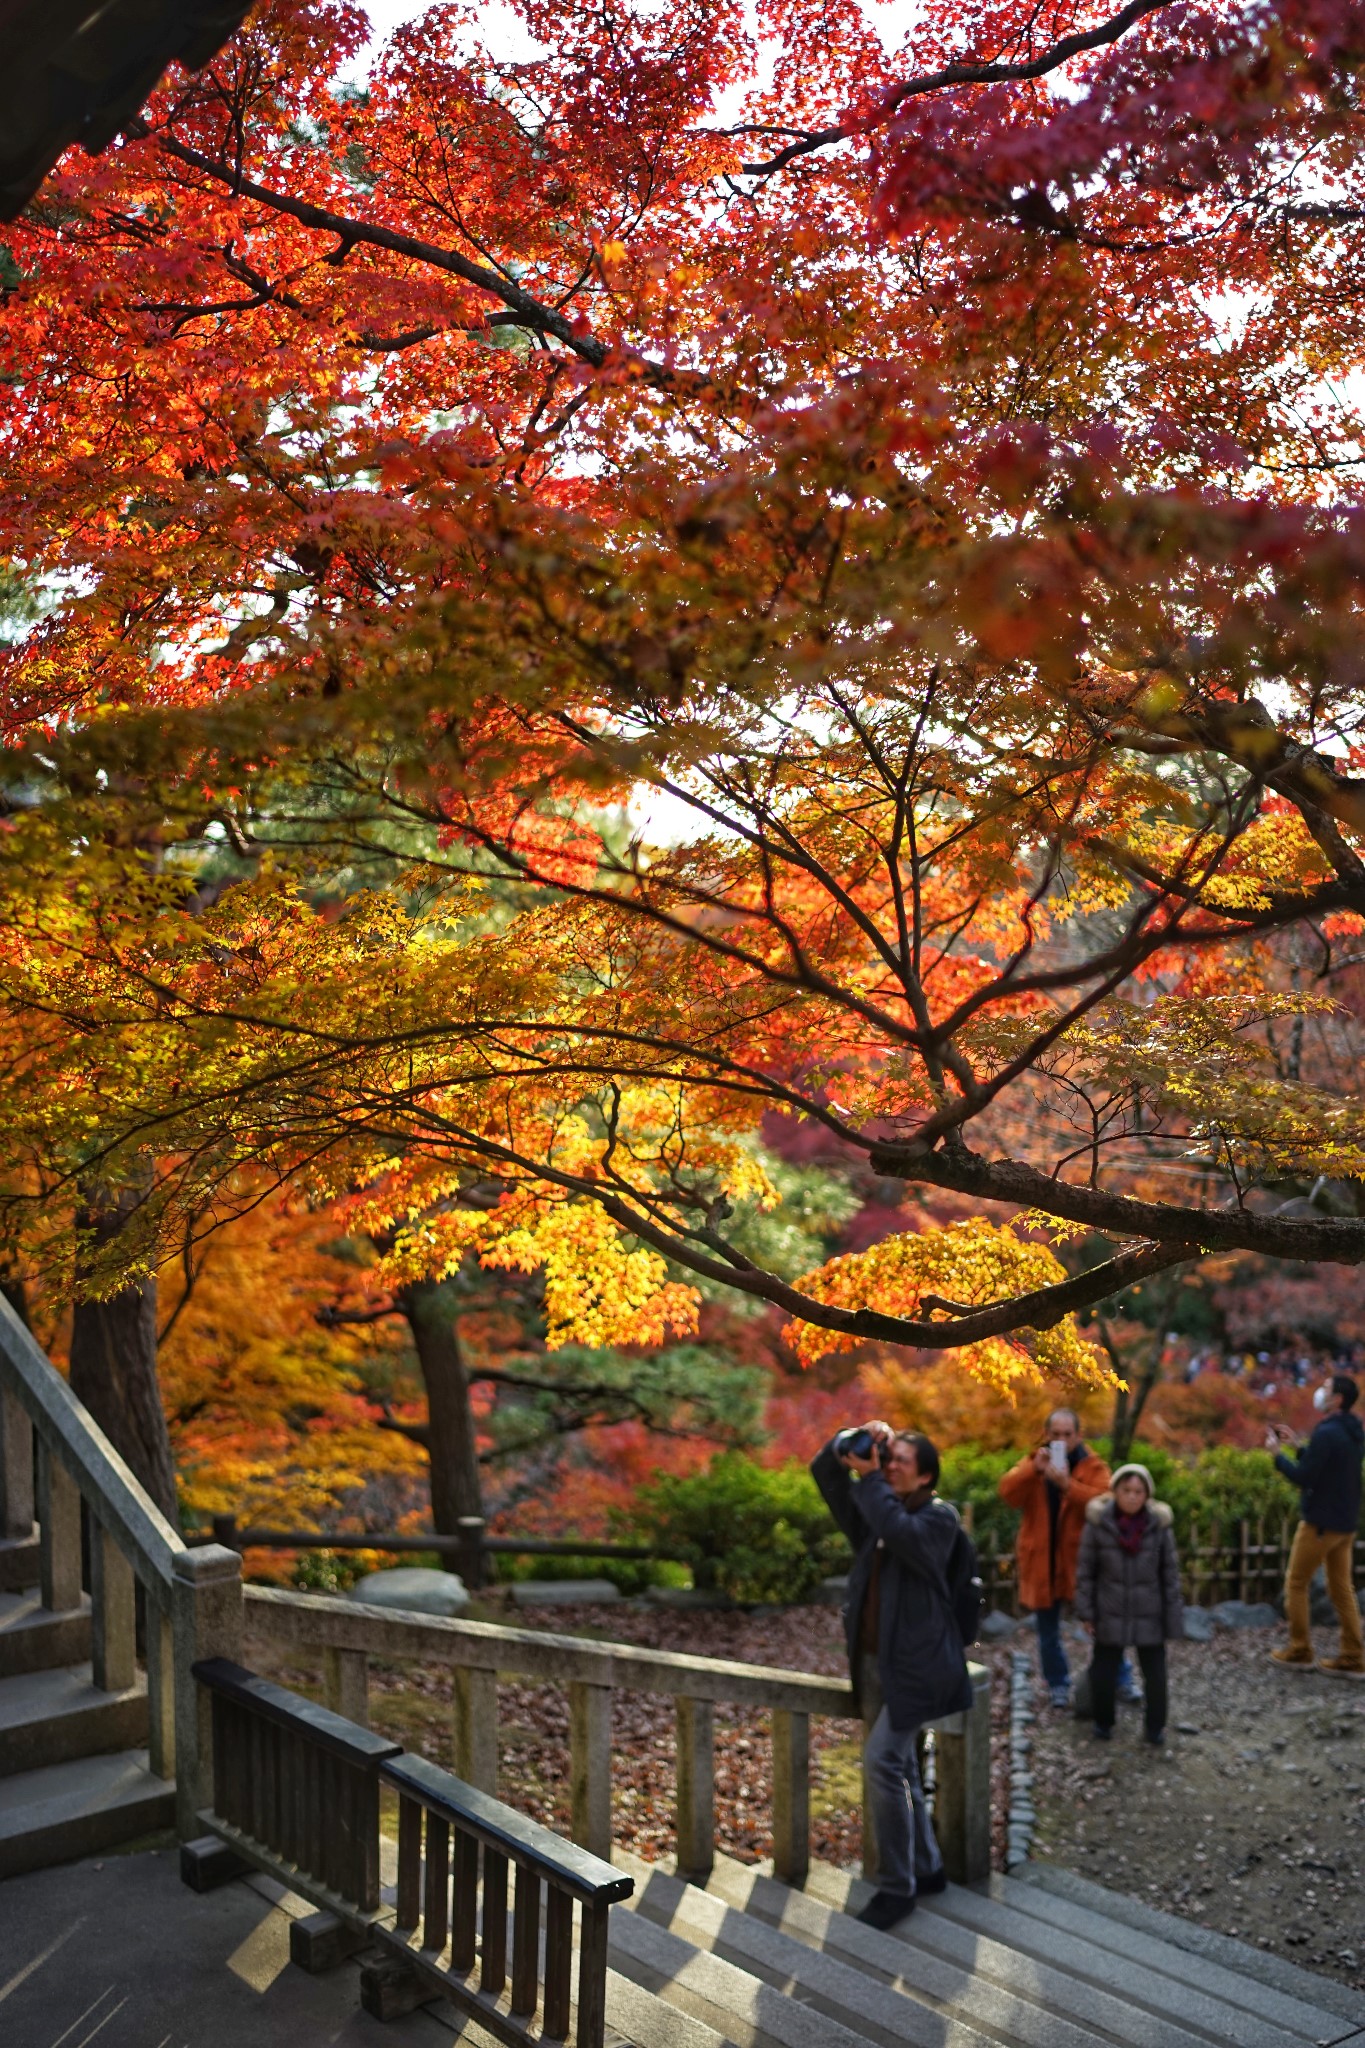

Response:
(917, 1869), (948, 1895)
(1144, 1728), (1165, 1747)
(856, 1890), (915, 1930)
(1091, 1722), (1112, 1741)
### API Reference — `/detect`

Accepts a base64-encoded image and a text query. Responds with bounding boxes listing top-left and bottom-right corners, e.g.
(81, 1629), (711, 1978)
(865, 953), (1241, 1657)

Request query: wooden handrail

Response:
(193, 1655), (400, 1914)
(190, 1656), (632, 2048)
(383, 1751), (635, 1905)
(193, 1656), (401, 1768)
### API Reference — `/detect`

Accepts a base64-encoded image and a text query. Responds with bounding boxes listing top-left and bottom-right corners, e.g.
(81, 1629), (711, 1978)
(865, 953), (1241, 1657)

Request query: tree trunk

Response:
(68, 1188), (178, 1523)
(398, 1279), (484, 1536)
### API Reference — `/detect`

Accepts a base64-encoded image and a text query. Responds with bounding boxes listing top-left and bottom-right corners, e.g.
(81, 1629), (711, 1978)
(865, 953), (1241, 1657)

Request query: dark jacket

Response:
(811, 1441), (973, 1732)
(1275, 1410), (1364, 1534)
(1074, 1496), (1185, 1648)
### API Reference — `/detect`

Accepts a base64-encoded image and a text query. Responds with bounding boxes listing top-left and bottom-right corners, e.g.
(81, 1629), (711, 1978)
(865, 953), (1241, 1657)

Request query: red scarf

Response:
(1115, 1506), (1149, 1555)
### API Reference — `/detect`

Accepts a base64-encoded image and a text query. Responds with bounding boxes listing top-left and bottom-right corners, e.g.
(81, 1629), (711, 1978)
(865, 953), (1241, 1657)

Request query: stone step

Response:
(604, 1966), (740, 2048)
(0, 1533), (39, 1592)
(989, 1871), (1355, 2041)
(0, 1661), (150, 1777)
(697, 1850), (1127, 2048)
(1011, 1862), (1365, 2034)
(911, 1879), (1320, 2048)
(800, 1859), (1304, 2048)
(0, 1587), (92, 1677)
(617, 1854), (1013, 2048)
(607, 1894), (873, 2048)
(0, 1747), (174, 1878)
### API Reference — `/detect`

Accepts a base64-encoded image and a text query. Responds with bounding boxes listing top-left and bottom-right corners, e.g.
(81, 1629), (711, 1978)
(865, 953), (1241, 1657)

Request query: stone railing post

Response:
(675, 1695), (714, 1883)
(37, 1441), (82, 1612)
(172, 1543), (243, 1839)
(146, 1593), (176, 1779)
(569, 1680), (613, 1860)
(933, 1663), (992, 1884)
(771, 1708), (809, 1888)
(90, 1520), (137, 1694)
(323, 1646), (370, 1727)
(1, 1382), (34, 1539)
(452, 1665), (498, 1792)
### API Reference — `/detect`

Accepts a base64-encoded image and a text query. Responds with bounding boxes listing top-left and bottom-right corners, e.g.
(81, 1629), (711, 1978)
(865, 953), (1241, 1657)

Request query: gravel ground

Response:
(1018, 1618), (1365, 1991)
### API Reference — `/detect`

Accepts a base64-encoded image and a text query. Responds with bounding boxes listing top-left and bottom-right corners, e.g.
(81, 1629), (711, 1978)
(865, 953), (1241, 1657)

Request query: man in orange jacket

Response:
(998, 1408), (1121, 1705)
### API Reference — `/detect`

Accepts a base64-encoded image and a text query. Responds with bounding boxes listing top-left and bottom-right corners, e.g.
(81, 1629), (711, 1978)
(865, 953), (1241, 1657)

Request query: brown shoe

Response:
(1317, 1656), (1365, 1678)
(1270, 1647), (1315, 1668)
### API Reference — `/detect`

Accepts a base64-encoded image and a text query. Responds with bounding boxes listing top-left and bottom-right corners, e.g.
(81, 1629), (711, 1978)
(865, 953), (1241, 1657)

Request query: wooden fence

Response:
(956, 1504), (1365, 1615)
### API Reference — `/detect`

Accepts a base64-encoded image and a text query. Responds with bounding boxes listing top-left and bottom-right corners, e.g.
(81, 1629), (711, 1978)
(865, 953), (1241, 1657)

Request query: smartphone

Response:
(1048, 1438), (1068, 1474)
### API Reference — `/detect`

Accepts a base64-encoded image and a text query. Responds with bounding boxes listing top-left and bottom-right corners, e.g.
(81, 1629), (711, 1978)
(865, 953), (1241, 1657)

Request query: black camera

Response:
(835, 1426), (886, 1462)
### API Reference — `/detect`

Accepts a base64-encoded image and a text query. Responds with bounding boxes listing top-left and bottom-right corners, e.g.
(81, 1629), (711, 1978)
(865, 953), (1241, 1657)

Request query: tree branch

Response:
(739, 0), (1174, 173)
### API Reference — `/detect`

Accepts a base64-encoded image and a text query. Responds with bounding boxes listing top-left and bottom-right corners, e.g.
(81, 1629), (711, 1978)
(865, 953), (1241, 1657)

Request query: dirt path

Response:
(1020, 1619), (1365, 1992)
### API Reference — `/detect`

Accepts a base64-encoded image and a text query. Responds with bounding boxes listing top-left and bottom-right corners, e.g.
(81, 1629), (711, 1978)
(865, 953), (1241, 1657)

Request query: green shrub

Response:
(290, 1548), (372, 1593)
(625, 1452), (852, 1605)
(938, 1446), (1018, 1549)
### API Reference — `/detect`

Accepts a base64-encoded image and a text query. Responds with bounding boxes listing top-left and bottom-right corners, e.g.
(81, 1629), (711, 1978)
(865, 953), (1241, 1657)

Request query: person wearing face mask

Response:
(1268, 1374), (1364, 1676)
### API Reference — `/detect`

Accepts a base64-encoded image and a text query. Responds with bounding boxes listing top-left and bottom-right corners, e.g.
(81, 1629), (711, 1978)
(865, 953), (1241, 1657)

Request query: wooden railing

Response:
(192, 1657), (632, 2048)
(0, 1295), (243, 1838)
(201, 1511), (682, 1590)
(246, 1583), (994, 1886)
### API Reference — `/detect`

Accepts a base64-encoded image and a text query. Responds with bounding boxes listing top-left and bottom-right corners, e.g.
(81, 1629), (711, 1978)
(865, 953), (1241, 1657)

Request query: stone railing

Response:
(0, 1295), (243, 1837)
(0, 1293), (991, 1888)
(247, 1585), (993, 1885)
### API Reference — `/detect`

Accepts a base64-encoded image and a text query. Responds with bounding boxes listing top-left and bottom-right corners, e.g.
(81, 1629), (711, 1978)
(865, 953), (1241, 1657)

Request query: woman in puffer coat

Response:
(1074, 1462), (1184, 1746)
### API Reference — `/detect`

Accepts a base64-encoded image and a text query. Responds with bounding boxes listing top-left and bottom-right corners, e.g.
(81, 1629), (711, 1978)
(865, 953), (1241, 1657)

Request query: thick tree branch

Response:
(874, 1142), (1365, 1263)
(739, 0), (1174, 173)
(131, 123), (611, 367)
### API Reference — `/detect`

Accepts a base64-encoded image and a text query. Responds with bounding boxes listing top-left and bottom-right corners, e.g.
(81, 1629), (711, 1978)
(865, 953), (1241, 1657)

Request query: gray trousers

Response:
(860, 1655), (944, 1896)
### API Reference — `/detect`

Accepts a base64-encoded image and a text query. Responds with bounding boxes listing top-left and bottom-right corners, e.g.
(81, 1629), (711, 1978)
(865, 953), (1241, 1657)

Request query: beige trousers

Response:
(1284, 1522), (1365, 1664)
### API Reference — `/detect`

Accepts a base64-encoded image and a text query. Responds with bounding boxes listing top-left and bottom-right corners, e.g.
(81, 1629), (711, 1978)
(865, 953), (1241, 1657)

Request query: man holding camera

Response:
(998, 1408), (1116, 1707)
(811, 1419), (973, 1931)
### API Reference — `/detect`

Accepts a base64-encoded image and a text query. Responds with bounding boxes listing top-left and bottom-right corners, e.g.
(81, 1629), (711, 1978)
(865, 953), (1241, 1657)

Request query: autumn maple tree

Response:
(2, 0), (1365, 1508)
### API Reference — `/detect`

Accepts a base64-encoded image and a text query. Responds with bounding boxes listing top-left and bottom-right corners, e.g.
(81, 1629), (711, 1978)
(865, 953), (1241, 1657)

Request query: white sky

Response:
(353, 1), (925, 85)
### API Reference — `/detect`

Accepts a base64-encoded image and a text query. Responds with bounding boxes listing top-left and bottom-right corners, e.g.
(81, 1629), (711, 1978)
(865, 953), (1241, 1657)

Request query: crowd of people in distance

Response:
(1182, 1342), (1362, 1396)
(809, 1372), (1364, 1933)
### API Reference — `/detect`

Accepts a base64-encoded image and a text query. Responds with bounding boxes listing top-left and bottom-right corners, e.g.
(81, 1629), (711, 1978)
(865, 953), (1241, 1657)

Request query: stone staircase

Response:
(603, 1850), (1365, 2048)
(0, 1547), (174, 1878)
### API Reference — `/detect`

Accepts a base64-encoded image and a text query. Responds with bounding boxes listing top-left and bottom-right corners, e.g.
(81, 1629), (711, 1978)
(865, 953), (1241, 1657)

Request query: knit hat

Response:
(1111, 1462), (1154, 1500)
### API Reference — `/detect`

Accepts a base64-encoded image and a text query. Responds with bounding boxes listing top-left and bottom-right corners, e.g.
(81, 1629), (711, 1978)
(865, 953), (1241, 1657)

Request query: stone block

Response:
(510, 1578), (622, 1607)
(359, 1956), (429, 2020)
(1211, 1600), (1279, 1630)
(644, 1584), (734, 1610)
(978, 1609), (1019, 1641)
(1183, 1606), (1214, 1641)
(814, 1576), (849, 1608)
(289, 1910), (367, 1974)
(348, 1567), (468, 1617)
(180, 1835), (250, 1892)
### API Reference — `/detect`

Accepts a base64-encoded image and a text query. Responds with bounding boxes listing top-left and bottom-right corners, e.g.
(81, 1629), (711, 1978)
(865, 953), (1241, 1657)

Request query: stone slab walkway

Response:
(0, 1846), (474, 2048)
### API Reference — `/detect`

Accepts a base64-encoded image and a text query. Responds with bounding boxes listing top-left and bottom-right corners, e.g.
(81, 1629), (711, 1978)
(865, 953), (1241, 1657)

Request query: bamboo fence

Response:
(952, 1501), (1365, 1616)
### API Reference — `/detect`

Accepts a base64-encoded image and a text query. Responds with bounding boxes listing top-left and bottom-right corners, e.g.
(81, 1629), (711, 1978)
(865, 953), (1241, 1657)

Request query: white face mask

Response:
(1312, 1385), (1332, 1412)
